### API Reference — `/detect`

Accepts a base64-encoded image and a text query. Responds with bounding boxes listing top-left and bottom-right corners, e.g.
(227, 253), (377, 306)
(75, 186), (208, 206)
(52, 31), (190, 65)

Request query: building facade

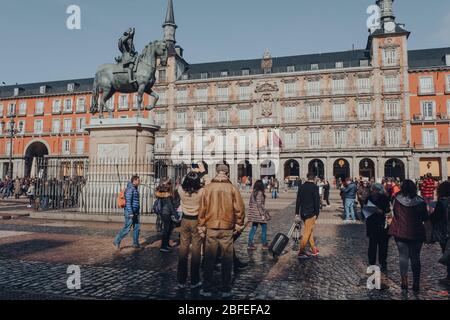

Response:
(1, 0), (449, 183)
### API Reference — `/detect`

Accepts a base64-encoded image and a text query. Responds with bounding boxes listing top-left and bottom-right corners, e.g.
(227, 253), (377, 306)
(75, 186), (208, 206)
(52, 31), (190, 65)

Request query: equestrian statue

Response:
(90, 28), (168, 118)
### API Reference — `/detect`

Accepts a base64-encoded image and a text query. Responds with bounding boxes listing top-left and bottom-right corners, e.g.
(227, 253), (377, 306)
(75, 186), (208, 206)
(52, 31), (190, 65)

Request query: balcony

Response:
(411, 113), (450, 124)
(282, 87), (374, 99)
(413, 143), (450, 151)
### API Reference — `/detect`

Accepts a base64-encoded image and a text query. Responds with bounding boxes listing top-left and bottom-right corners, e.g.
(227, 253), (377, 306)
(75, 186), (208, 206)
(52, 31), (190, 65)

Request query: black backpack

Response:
(152, 198), (163, 215)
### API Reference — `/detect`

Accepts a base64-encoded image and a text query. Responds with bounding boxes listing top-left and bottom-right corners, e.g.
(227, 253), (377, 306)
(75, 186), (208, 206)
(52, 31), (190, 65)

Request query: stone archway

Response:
(284, 159), (300, 179)
(385, 158), (405, 180)
(260, 160), (276, 179)
(24, 141), (49, 177)
(308, 159), (324, 179)
(333, 159), (350, 181)
(359, 158), (375, 180)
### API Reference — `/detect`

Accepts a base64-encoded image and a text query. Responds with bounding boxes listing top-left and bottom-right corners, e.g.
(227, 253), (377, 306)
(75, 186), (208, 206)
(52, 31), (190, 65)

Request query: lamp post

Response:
(1, 113), (23, 179)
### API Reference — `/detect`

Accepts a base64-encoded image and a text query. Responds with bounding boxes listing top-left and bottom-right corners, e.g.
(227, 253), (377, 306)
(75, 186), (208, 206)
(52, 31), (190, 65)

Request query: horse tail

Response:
(90, 75), (99, 114)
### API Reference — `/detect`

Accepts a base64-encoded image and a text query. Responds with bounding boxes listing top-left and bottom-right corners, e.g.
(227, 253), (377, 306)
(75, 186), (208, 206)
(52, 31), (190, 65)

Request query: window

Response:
(382, 48), (398, 67)
(18, 102), (27, 115)
(239, 109), (251, 125)
(419, 77), (435, 95)
(158, 69), (167, 82)
(287, 65), (296, 73)
(358, 102), (371, 120)
(13, 88), (19, 96)
(360, 59), (369, 67)
(64, 118), (72, 133)
(6, 141), (12, 155)
(422, 129), (438, 149)
(307, 80), (321, 96)
(284, 82), (297, 97)
(0, 103), (3, 117)
(284, 106), (297, 123)
(360, 129), (372, 146)
(62, 140), (71, 154)
(33, 101), (43, 115)
(385, 100), (400, 119)
(357, 77), (371, 93)
(241, 69), (250, 76)
(334, 130), (347, 147)
(176, 111), (187, 127)
(446, 55), (450, 67)
(284, 132), (297, 148)
(155, 137), (166, 151)
(106, 95), (115, 109)
(421, 101), (436, 120)
(52, 119), (60, 134)
(309, 131), (321, 148)
(131, 94), (138, 109)
(176, 89), (187, 104)
(64, 99), (73, 112)
(332, 78), (345, 94)
(238, 86), (251, 100)
(157, 90), (167, 105)
(200, 72), (209, 79)
(384, 75), (400, 92)
(385, 128), (400, 146)
(67, 83), (75, 92)
(156, 113), (166, 128)
(308, 104), (321, 122)
(17, 120), (25, 135)
(34, 120), (43, 134)
(332, 104), (346, 121)
(217, 110), (229, 125)
(447, 100), (450, 117)
(195, 111), (208, 126)
(217, 87), (229, 101)
(311, 64), (319, 71)
(75, 140), (84, 155)
(118, 95), (129, 110)
(8, 103), (16, 115)
(264, 67), (272, 74)
(76, 97), (86, 112)
(76, 117), (86, 132)
(52, 99), (61, 113)
(335, 62), (344, 69)
(196, 88), (208, 103)
(220, 70), (229, 77)
(39, 86), (46, 94)
(446, 75), (450, 93)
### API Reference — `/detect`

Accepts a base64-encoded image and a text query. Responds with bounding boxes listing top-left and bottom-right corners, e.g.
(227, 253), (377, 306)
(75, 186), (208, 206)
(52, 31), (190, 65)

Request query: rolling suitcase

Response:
(269, 222), (301, 258)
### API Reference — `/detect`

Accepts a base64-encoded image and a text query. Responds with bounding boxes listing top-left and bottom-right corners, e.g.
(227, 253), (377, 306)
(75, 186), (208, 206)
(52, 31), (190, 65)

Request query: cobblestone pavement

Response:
(0, 191), (449, 300)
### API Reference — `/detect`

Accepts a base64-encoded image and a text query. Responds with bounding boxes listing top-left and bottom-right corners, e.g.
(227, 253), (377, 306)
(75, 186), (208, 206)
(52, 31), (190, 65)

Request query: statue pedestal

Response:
(80, 117), (160, 216)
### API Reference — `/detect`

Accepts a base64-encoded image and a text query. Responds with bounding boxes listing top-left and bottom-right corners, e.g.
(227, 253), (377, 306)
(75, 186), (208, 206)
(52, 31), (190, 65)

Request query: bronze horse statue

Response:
(90, 40), (168, 118)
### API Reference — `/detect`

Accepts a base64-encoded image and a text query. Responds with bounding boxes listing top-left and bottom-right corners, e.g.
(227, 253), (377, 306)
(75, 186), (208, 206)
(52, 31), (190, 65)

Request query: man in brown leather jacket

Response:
(198, 164), (245, 298)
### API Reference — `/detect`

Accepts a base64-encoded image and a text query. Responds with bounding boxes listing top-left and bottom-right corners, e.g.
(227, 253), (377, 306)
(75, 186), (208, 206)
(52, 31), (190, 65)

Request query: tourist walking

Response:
(342, 178), (357, 222)
(365, 183), (391, 272)
(420, 173), (436, 205)
(429, 181), (450, 286)
(389, 180), (428, 293)
(295, 173), (320, 259)
(323, 180), (331, 207)
(198, 164), (245, 298)
(271, 178), (279, 199)
(176, 172), (204, 289)
(156, 179), (180, 253)
(247, 180), (270, 250)
(26, 180), (36, 209)
(113, 175), (141, 250)
(357, 181), (370, 221)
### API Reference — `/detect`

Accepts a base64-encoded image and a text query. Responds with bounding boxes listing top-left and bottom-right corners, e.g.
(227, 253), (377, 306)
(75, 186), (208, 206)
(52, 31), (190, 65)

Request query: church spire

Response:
(163, 0), (177, 44)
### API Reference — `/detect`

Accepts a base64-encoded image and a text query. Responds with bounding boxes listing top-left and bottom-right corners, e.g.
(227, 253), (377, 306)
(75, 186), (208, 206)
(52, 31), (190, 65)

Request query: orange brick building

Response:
(409, 53), (450, 179)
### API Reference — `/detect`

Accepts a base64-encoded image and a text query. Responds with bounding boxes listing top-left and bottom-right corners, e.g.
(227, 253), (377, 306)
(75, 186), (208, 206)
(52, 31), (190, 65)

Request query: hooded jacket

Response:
(198, 173), (245, 230)
(389, 194), (428, 241)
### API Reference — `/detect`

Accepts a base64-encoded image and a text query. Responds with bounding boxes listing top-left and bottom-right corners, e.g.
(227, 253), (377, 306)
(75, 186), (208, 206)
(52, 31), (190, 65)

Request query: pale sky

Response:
(1, 0), (450, 84)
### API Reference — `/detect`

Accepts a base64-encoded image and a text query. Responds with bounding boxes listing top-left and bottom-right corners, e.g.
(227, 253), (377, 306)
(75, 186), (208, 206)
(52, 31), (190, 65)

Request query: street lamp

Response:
(1, 113), (23, 179)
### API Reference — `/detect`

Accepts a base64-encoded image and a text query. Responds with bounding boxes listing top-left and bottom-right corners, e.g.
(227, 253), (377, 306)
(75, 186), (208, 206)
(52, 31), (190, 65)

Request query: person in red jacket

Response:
(420, 173), (436, 204)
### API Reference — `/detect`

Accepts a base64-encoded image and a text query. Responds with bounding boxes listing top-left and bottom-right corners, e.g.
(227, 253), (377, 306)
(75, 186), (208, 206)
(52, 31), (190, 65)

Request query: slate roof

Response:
(0, 47), (449, 99)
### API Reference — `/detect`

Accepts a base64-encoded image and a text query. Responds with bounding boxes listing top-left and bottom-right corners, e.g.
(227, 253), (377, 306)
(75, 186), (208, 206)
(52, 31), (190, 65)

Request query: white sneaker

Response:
(191, 282), (202, 289)
(200, 289), (212, 297)
(176, 283), (187, 290)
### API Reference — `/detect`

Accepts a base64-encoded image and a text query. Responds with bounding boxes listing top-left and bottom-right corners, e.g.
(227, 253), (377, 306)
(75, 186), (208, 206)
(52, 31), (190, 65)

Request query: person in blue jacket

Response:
(113, 175), (141, 250)
(342, 177), (357, 222)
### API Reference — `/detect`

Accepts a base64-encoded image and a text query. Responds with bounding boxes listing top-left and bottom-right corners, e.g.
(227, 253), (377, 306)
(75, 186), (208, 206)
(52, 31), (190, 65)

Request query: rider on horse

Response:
(116, 28), (138, 84)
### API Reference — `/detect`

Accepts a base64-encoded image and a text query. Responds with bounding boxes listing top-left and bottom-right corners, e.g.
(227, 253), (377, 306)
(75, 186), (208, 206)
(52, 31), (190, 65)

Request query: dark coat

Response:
(366, 193), (391, 238)
(295, 181), (320, 220)
(430, 198), (449, 245)
(389, 195), (428, 242)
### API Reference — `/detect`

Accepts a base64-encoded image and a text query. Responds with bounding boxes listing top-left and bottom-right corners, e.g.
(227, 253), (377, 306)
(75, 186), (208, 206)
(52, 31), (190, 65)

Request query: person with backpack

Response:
(176, 172), (204, 289)
(113, 175), (141, 250)
(296, 173), (320, 259)
(389, 180), (428, 293)
(155, 179), (180, 253)
(247, 180), (270, 250)
(429, 181), (450, 286)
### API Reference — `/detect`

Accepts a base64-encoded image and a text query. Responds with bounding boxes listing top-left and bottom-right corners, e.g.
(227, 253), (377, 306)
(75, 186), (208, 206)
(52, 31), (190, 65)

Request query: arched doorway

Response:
(359, 158), (375, 180)
(385, 158), (405, 180)
(333, 159), (350, 181)
(308, 159), (324, 179)
(238, 160), (252, 180)
(25, 141), (49, 177)
(260, 160), (276, 179)
(284, 160), (300, 179)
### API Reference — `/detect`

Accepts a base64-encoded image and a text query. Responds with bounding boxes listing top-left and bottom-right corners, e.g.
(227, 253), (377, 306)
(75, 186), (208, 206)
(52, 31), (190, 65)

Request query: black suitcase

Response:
(269, 222), (300, 258)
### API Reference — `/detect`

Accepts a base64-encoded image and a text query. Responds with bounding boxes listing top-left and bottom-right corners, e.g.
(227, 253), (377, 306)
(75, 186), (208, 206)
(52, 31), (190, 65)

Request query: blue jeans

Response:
(344, 198), (356, 221)
(272, 188), (278, 199)
(248, 223), (268, 245)
(114, 214), (140, 247)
